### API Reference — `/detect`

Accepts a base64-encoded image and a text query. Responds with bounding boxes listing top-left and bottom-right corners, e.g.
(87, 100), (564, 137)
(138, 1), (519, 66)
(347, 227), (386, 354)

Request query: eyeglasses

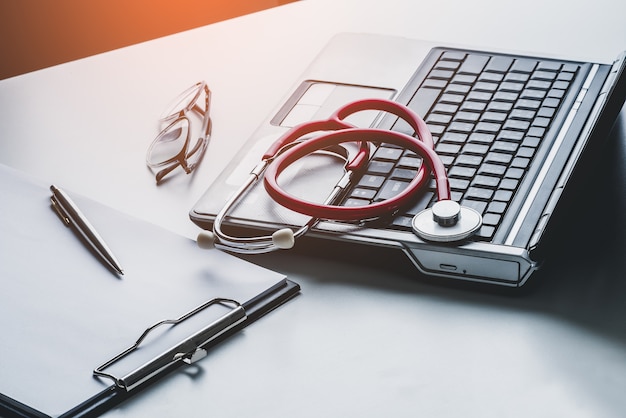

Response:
(146, 81), (212, 183)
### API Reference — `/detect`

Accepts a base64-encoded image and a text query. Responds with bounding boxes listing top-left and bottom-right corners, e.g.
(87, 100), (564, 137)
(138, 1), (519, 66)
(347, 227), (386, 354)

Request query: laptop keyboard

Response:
(341, 49), (580, 241)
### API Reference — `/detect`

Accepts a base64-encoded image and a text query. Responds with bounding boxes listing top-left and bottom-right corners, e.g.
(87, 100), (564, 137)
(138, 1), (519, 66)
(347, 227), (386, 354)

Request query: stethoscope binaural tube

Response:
(263, 127), (451, 220)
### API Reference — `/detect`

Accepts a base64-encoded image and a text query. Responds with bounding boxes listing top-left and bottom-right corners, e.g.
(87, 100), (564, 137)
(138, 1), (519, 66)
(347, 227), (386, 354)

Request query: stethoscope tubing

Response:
(263, 127), (450, 221)
(208, 97), (452, 253)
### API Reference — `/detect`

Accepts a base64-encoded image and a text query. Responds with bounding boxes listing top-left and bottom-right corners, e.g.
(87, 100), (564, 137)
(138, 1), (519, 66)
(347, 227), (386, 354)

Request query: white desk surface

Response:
(2, 0), (626, 416)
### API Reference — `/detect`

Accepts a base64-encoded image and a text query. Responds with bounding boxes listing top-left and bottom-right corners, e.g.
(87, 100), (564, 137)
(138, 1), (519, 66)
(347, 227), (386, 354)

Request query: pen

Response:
(50, 185), (124, 275)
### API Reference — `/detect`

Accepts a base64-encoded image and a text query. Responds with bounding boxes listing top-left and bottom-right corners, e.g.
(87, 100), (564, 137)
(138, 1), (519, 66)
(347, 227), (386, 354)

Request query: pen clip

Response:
(50, 195), (71, 226)
(93, 297), (247, 392)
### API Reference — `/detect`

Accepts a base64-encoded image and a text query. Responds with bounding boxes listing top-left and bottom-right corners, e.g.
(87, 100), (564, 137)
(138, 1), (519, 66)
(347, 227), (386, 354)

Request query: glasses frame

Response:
(146, 81), (212, 183)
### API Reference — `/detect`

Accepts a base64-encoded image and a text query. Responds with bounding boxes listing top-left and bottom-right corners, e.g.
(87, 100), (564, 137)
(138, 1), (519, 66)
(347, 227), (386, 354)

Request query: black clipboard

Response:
(0, 165), (300, 417)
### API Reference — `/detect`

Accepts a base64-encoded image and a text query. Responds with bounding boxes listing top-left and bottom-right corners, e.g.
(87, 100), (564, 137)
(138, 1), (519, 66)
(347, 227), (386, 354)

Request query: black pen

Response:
(50, 185), (124, 275)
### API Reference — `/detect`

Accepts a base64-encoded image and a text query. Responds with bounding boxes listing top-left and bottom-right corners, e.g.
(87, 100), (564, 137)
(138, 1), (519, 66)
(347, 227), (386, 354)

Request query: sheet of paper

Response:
(0, 164), (287, 416)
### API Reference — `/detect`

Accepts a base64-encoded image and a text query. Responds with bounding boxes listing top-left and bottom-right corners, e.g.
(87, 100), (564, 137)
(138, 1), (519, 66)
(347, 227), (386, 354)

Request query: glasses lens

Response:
(147, 118), (190, 167)
(159, 82), (205, 122)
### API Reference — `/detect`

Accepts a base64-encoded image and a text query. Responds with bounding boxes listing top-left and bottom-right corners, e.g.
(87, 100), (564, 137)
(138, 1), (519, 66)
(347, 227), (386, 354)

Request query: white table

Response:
(1, 1), (625, 416)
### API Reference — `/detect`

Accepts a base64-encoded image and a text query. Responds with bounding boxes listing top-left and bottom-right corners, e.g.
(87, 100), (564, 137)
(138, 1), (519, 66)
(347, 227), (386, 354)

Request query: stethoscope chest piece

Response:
(412, 200), (482, 243)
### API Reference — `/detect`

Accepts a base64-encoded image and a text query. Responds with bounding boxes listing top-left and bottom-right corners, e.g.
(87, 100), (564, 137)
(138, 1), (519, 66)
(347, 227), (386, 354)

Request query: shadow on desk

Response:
(243, 112), (626, 346)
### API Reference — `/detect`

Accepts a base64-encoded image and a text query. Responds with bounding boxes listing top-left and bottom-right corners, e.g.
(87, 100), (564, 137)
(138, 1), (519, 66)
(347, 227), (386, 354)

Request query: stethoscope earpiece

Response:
(197, 230), (216, 249)
(271, 228), (295, 249)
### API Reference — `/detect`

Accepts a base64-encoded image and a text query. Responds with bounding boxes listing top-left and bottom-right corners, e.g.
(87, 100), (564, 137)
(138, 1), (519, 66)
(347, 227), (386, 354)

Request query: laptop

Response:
(191, 33), (626, 287)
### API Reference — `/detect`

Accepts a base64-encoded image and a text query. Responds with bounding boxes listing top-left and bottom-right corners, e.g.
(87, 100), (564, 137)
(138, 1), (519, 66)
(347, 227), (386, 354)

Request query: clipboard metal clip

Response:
(94, 297), (247, 392)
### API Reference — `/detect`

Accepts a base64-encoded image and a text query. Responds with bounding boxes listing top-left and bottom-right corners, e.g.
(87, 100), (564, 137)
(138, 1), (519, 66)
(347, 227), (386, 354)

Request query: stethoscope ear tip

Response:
(197, 230), (216, 249)
(272, 228), (295, 250)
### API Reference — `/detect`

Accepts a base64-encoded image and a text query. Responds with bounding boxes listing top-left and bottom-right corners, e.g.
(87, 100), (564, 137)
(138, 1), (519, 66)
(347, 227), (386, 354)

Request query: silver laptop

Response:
(191, 33), (626, 287)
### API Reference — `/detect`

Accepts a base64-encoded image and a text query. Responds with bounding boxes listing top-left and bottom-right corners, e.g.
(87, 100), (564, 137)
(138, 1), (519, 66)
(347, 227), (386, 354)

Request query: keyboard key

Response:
(499, 178), (519, 190)
(482, 213), (502, 226)
(466, 186), (494, 200)
(427, 113), (453, 125)
(460, 101), (487, 112)
(357, 174), (385, 189)
(468, 133), (495, 144)
(527, 80), (552, 90)
(515, 98), (542, 110)
(494, 190), (514, 201)
(449, 166), (477, 178)
(547, 88), (566, 99)
(532, 117), (551, 128)
(430, 69), (455, 80)
(455, 154), (483, 167)
(408, 87), (443, 118)
(373, 147), (403, 161)
(485, 152), (512, 165)
(422, 79), (447, 89)
(491, 140), (519, 153)
(376, 180), (410, 201)
(472, 175), (500, 188)
(441, 132), (468, 144)
(531, 70), (557, 81)
(511, 157), (530, 169)
(461, 199), (488, 215)
(479, 72), (504, 83)
(499, 82), (524, 92)
(459, 54), (489, 74)
(487, 201), (507, 214)
(449, 121), (475, 133)
(467, 91), (493, 102)
(503, 119), (530, 131)
(536, 61), (562, 72)
(537, 106), (556, 118)
(493, 91), (520, 102)
(454, 111), (481, 122)
(435, 60), (460, 71)
(432, 103), (459, 114)
(485, 56), (513, 73)
(462, 143), (490, 155)
(343, 198), (369, 207)
(350, 188), (377, 200)
(391, 215), (415, 230)
(516, 147), (535, 158)
(475, 121), (502, 133)
(449, 177), (471, 190)
(505, 72), (530, 83)
(404, 191), (435, 215)
(476, 225), (496, 240)
(478, 163), (507, 177)
(496, 130), (524, 142)
(521, 136), (541, 148)
(391, 168), (419, 181)
(487, 101), (514, 113)
(510, 109), (536, 120)
(511, 58), (538, 73)
(367, 160), (395, 175)
(441, 51), (466, 61)
(436, 143), (462, 155)
(505, 167), (525, 179)
(397, 156), (422, 169)
(521, 89), (546, 100)
(474, 81), (499, 92)
(481, 112), (507, 123)
(446, 83), (471, 94)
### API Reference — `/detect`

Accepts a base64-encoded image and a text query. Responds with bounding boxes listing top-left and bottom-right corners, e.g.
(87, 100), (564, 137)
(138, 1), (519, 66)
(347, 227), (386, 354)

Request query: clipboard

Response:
(0, 165), (300, 417)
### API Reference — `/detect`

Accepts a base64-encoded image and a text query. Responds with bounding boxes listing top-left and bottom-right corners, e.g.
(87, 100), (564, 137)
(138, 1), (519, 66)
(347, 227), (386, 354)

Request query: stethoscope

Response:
(197, 98), (482, 254)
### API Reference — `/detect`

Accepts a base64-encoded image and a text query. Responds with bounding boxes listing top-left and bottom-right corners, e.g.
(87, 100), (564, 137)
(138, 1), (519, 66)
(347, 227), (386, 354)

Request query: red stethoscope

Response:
(197, 98), (482, 253)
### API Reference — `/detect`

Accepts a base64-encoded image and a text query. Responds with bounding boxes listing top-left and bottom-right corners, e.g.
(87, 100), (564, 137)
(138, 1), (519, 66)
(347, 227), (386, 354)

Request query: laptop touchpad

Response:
(272, 81), (395, 128)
